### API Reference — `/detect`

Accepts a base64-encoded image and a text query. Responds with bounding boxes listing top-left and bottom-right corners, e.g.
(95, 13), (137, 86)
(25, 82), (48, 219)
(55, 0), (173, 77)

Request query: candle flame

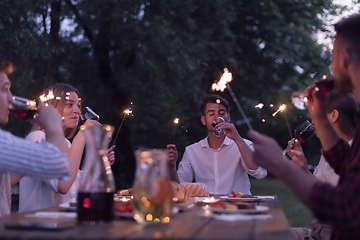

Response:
(272, 104), (286, 117)
(255, 103), (264, 109)
(212, 68), (233, 92)
(174, 118), (179, 124)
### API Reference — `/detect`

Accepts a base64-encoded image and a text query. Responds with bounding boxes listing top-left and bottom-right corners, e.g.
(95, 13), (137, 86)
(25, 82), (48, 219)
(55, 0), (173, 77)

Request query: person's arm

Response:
(0, 130), (69, 180)
(286, 138), (311, 172)
(10, 174), (23, 186)
(167, 144), (180, 183)
(57, 119), (102, 194)
(33, 104), (68, 154)
(304, 86), (340, 151)
(177, 149), (194, 183)
(247, 130), (318, 207)
(218, 122), (258, 170)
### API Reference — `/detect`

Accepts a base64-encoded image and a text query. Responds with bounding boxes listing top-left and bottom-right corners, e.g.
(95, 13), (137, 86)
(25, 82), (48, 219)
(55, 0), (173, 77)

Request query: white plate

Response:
(59, 202), (77, 210)
(207, 205), (269, 214)
(114, 212), (133, 218)
(220, 196), (275, 202)
(219, 196), (260, 202)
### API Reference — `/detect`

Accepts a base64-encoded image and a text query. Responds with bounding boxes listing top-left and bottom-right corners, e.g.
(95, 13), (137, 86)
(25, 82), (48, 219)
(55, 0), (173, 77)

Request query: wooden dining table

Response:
(0, 196), (295, 240)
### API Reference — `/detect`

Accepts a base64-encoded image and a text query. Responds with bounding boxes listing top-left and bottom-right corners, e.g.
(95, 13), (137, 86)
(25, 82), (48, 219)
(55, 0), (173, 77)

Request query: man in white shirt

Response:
(171, 94), (267, 195)
(0, 57), (70, 216)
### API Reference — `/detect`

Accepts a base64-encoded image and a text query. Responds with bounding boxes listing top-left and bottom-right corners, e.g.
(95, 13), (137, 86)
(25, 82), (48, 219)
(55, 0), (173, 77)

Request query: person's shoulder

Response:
(185, 137), (207, 150)
(26, 130), (46, 142)
(242, 138), (253, 145)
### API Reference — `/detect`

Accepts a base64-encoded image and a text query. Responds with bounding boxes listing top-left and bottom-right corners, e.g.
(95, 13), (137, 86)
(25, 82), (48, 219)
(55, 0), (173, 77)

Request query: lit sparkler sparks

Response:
(272, 104), (286, 117)
(112, 102), (133, 145)
(255, 103), (264, 109)
(211, 68), (232, 92)
(39, 90), (55, 102)
(123, 108), (133, 115)
(211, 68), (253, 130)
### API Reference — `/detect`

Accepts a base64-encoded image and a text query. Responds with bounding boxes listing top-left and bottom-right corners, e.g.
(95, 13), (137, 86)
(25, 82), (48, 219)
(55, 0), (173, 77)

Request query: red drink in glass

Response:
(77, 192), (114, 224)
(9, 109), (37, 121)
(315, 79), (334, 93)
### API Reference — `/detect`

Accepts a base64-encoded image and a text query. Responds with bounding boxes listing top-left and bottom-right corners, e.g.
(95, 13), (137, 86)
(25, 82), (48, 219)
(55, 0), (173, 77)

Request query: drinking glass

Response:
(80, 107), (100, 123)
(9, 96), (38, 121)
(212, 117), (225, 137)
(291, 66), (334, 110)
(282, 120), (315, 155)
(132, 149), (174, 224)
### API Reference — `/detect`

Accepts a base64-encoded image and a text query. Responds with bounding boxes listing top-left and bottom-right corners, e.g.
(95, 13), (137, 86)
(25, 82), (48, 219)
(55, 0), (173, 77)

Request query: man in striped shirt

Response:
(248, 14), (360, 240)
(0, 58), (70, 216)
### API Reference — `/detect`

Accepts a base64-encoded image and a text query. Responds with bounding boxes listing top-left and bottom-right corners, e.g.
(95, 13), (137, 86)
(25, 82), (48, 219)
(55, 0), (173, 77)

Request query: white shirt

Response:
(313, 140), (352, 186)
(19, 131), (81, 213)
(177, 136), (267, 195)
(0, 129), (69, 217)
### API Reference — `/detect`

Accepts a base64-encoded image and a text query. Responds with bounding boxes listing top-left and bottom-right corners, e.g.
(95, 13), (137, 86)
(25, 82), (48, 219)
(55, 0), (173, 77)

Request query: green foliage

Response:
(0, 0), (349, 183)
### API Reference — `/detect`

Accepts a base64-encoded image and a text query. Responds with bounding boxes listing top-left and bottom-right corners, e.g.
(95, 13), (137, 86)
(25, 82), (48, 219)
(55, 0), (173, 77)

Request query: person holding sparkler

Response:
(286, 91), (358, 240)
(247, 14), (360, 240)
(173, 94), (267, 195)
(16, 83), (115, 213)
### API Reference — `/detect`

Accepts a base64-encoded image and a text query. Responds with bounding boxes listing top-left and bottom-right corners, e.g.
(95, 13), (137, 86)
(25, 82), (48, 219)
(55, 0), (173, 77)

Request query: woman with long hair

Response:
(18, 83), (115, 212)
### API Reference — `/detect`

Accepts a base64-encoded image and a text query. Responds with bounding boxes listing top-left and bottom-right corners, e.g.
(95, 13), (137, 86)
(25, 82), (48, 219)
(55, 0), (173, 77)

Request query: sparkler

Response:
(272, 104), (286, 117)
(255, 103), (264, 109)
(112, 102), (133, 145)
(212, 68), (253, 130)
(173, 118), (179, 144)
(39, 90), (55, 103)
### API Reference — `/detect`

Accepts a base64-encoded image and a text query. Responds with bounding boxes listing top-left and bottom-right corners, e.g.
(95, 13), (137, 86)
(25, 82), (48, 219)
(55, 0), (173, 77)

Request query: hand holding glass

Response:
(212, 117), (225, 137)
(283, 120), (315, 155)
(9, 96), (38, 121)
(291, 66), (334, 110)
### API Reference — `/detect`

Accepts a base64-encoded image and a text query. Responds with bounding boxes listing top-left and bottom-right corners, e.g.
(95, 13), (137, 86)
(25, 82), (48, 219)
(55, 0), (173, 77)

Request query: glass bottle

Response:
(77, 124), (115, 224)
(132, 149), (174, 224)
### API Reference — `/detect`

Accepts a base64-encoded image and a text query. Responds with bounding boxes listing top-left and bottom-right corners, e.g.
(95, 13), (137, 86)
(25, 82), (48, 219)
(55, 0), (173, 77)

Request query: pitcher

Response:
(77, 124), (115, 224)
(132, 149), (174, 224)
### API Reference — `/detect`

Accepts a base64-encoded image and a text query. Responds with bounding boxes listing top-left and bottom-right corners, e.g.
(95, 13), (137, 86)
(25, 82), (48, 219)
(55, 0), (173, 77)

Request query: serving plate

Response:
(220, 195), (275, 202)
(207, 205), (269, 214)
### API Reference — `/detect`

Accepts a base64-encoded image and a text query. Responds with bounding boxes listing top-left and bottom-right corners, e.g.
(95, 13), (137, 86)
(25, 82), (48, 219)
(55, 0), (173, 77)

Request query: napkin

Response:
(203, 213), (272, 221)
(25, 212), (77, 218)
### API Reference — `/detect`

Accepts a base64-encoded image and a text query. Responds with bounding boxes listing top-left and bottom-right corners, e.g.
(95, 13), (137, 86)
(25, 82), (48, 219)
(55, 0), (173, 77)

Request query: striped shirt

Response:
(0, 129), (70, 179)
(0, 129), (70, 217)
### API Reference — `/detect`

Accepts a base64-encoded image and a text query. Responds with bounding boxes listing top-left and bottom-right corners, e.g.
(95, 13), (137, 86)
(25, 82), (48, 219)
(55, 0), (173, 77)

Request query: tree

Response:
(0, 0), (346, 185)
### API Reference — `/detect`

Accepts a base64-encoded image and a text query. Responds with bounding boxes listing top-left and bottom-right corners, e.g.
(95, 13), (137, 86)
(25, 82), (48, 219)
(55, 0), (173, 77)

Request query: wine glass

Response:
(80, 106), (100, 123)
(212, 117), (225, 137)
(9, 96), (38, 121)
(291, 66), (334, 110)
(282, 120), (315, 155)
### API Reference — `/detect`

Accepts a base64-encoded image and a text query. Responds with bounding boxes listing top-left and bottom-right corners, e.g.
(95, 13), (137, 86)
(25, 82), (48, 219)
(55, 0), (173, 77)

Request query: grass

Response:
(250, 177), (313, 227)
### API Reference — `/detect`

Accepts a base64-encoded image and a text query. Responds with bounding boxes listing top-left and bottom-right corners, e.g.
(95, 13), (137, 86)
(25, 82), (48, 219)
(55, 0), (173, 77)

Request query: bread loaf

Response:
(170, 181), (189, 200)
(180, 182), (209, 197)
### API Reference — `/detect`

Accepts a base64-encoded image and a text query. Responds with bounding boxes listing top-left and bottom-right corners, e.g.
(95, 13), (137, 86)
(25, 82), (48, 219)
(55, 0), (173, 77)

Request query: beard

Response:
(335, 73), (353, 94)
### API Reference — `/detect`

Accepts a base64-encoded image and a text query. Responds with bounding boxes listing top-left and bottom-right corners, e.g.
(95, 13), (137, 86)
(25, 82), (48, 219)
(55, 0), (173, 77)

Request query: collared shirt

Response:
(309, 113), (360, 240)
(19, 131), (81, 213)
(0, 129), (70, 217)
(177, 136), (267, 195)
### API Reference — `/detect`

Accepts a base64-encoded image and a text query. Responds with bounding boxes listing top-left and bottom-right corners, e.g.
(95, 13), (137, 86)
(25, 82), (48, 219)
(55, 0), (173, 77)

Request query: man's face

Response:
(0, 72), (13, 124)
(332, 38), (354, 94)
(201, 102), (230, 133)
